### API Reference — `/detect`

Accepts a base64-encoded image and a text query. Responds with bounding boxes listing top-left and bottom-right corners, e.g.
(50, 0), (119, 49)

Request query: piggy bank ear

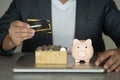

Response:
(85, 39), (92, 45)
(73, 39), (80, 45)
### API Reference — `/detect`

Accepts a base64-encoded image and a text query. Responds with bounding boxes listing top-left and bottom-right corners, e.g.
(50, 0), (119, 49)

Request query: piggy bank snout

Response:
(78, 50), (87, 58)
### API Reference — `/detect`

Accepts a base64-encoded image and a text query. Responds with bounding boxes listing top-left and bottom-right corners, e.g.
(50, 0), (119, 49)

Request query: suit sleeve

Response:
(103, 0), (120, 48)
(0, 0), (21, 55)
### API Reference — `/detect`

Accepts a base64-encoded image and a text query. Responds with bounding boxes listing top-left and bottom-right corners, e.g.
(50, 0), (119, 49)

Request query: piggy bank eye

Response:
(77, 46), (79, 48)
(85, 46), (87, 48)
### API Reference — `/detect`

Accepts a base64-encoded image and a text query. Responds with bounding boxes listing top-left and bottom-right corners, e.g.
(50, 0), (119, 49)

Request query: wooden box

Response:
(35, 46), (68, 64)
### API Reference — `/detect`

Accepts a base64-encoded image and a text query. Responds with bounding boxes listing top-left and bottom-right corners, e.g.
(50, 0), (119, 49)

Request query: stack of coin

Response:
(36, 45), (67, 51)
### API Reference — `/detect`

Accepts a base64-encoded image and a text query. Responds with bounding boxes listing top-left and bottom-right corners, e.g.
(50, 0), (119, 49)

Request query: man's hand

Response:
(95, 49), (120, 72)
(2, 21), (35, 51)
(8, 21), (35, 46)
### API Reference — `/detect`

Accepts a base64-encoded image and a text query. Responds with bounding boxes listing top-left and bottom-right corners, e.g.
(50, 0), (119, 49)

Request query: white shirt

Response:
(52, 0), (76, 53)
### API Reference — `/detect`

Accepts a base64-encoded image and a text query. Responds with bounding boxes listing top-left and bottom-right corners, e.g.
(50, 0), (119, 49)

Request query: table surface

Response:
(0, 52), (120, 80)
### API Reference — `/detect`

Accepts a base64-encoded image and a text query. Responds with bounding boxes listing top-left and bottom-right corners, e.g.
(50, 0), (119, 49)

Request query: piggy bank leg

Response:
(85, 60), (90, 63)
(75, 60), (80, 63)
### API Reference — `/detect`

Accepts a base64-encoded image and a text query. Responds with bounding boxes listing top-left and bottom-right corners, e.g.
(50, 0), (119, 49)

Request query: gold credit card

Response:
(27, 19), (51, 32)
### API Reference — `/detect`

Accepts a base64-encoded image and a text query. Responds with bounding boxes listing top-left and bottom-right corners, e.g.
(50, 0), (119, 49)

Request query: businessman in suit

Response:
(0, 0), (120, 72)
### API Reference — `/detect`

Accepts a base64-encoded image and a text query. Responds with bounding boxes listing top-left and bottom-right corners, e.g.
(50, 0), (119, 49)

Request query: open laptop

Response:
(13, 53), (104, 73)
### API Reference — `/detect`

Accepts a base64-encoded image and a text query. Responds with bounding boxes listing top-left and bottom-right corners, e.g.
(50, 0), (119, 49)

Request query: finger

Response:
(18, 29), (35, 37)
(15, 36), (32, 42)
(10, 35), (31, 46)
(13, 24), (30, 33)
(95, 51), (112, 66)
(105, 55), (119, 72)
(104, 54), (118, 69)
(20, 31), (35, 40)
(115, 55), (120, 72)
(13, 27), (35, 34)
(107, 59), (120, 72)
(11, 21), (30, 29)
(115, 65), (120, 72)
(9, 33), (33, 43)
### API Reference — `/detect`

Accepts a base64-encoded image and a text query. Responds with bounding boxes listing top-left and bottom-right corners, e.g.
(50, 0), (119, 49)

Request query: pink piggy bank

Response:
(71, 39), (94, 63)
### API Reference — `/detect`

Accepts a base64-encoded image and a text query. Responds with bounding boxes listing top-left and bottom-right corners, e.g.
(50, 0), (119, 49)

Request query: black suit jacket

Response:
(0, 0), (120, 53)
